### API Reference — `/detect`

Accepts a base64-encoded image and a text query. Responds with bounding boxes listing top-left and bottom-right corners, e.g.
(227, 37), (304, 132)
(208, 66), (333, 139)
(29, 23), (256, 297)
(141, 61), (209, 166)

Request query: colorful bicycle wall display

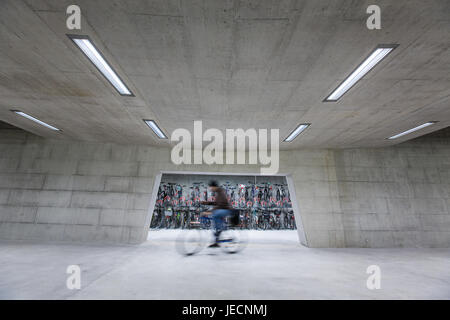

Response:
(150, 174), (296, 230)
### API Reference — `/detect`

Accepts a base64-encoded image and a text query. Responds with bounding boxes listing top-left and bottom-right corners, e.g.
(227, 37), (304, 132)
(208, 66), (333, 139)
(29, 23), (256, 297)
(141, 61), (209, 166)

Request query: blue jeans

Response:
(211, 209), (231, 242)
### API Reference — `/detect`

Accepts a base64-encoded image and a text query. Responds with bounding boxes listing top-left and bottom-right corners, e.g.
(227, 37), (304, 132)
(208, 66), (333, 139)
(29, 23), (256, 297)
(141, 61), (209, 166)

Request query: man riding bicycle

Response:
(201, 180), (232, 248)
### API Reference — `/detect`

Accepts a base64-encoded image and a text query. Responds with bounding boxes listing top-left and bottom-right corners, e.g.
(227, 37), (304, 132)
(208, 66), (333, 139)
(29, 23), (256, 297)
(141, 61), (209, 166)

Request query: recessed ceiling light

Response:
(324, 44), (398, 102)
(11, 110), (60, 131)
(387, 122), (437, 140)
(144, 120), (167, 139)
(284, 124), (310, 142)
(67, 34), (134, 96)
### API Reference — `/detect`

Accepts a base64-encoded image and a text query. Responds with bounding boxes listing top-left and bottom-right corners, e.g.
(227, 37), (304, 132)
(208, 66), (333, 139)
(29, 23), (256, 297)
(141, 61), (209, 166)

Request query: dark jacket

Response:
(203, 187), (230, 210)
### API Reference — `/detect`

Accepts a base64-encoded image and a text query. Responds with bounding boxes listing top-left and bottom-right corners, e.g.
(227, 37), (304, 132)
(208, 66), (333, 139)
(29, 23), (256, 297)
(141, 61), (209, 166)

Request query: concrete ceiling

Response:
(0, 0), (449, 150)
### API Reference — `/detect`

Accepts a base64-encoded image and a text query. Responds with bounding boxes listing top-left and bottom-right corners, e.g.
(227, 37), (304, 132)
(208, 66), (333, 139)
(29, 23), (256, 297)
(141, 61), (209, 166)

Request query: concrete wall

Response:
(0, 125), (337, 245)
(334, 128), (450, 248)
(0, 127), (157, 243)
(0, 124), (449, 247)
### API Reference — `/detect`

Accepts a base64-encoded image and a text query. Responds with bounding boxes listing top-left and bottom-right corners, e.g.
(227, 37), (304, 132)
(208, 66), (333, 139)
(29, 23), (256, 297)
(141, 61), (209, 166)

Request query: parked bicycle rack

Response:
(150, 180), (296, 230)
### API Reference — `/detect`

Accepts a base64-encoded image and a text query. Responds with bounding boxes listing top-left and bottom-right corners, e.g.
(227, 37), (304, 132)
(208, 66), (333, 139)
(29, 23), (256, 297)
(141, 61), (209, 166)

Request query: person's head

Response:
(208, 180), (219, 192)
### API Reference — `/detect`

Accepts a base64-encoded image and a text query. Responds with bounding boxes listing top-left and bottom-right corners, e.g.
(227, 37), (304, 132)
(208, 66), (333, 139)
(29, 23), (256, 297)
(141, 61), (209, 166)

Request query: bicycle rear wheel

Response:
(176, 229), (207, 256)
(219, 229), (247, 254)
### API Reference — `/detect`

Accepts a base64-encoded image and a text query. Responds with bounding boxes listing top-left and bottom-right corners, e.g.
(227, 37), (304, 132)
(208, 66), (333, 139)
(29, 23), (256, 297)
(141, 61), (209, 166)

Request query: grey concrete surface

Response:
(0, 230), (449, 299)
(0, 0), (449, 251)
(1, 125), (450, 247)
(333, 128), (450, 248)
(0, 125), (338, 246)
(0, 0), (449, 148)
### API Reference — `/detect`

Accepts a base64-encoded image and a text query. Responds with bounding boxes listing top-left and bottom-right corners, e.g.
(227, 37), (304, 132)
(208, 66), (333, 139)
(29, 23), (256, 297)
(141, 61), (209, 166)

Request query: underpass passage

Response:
(150, 173), (296, 231)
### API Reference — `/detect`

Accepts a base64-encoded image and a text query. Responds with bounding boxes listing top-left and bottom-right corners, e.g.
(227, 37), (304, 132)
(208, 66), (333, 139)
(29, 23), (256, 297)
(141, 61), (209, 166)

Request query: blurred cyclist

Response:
(201, 180), (232, 248)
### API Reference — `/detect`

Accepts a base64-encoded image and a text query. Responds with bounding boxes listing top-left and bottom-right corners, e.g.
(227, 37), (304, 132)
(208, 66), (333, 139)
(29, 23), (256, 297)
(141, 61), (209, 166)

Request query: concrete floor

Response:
(0, 230), (449, 300)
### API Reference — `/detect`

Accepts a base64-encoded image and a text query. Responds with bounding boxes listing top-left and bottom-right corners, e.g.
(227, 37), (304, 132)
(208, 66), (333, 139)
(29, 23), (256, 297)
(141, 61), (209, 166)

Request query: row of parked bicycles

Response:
(150, 181), (297, 230)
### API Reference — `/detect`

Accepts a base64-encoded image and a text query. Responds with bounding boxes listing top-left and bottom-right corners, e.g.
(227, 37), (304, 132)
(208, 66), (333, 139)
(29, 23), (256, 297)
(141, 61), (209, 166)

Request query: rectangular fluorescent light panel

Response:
(387, 122), (437, 140)
(68, 35), (133, 96)
(325, 45), (397, 102)
(12, 111), (60, 131)
(284, 123), (310, 142)
(144, 120), (167, 139)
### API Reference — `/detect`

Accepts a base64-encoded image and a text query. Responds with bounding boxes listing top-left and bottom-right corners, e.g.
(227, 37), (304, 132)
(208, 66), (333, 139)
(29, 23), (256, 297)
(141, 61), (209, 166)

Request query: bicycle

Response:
(176, 214), (247, 256)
